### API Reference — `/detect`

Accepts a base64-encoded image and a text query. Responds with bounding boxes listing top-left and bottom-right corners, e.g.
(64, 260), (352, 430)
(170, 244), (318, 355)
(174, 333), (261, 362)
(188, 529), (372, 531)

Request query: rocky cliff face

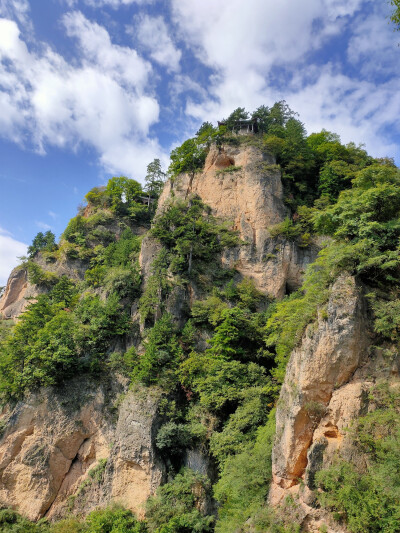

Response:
(269, 275), (400, 531)
(158, 143), (317, 298)
(0, 268), (36, 320)
(0, 377), (164, 521)
(1, 140), (391, 529)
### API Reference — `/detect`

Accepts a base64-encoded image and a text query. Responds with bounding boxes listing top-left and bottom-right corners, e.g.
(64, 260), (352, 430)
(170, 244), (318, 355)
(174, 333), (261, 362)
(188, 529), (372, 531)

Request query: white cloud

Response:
(131, 14), (181, 72)
(0, 0), (31, 29)
(48, 211), (57, 219)
(35, 221), (52, 231)
(0, 227), (27, 286)
(287, 67), (400, 157)
(347, 5), (398, 78)
(0, 13), (167, 181)
(171, 0), (398, 160)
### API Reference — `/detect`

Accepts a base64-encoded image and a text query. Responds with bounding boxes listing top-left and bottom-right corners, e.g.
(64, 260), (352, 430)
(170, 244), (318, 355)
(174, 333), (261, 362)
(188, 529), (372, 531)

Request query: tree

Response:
(251, 105), (271, 134)
(106, 176), (142, 204)
(168, 138), (207, 178)
(223, 107), (249, 131)
(144, 159), (166, 205)
(28, 230), (56, 258)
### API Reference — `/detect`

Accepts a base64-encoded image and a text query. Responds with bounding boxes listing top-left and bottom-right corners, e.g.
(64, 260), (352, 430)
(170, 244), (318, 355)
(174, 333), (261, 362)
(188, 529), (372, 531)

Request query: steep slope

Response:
(0, 116), (399, 533)
(0, 378), (163, 521)
(158, 143), (317, 297)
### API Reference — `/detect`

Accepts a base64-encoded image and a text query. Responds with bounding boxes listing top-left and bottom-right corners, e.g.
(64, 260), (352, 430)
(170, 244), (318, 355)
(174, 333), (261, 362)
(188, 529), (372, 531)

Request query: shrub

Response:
(131, 314), (183, 388)
(214, 412), (276, 532)
(145, 468), (214, 533)
(155, 422), (193, 455)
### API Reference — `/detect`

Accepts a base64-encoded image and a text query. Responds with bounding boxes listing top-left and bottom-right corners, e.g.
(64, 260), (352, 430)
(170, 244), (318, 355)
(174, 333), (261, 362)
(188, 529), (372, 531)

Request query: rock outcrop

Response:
(269, 275), (400, 530)
(0, 268), (36, 320)
(157, 143), (318, 298)
(0, 378), (164, 521)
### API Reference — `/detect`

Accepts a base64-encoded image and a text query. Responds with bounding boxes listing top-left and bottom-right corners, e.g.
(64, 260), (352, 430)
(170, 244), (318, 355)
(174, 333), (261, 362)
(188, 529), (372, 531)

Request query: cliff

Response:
(157, 143), (317, 298)
(0, 134), (398, 532)
(0, 377), (164, 521)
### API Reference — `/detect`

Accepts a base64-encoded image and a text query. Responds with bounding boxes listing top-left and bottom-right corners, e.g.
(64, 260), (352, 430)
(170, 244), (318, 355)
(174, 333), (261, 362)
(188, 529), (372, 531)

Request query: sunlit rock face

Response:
(158, 143), (318, 299)
(0, 377), (164, 521)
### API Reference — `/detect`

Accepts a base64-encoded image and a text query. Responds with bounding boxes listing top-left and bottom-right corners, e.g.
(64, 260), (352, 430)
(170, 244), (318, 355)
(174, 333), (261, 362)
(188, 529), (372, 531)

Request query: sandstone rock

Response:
(0, 268), (38, 320)
(0, 377), (164, 521)
(270, 275), (368, 499)
(157, 143), (318, 297)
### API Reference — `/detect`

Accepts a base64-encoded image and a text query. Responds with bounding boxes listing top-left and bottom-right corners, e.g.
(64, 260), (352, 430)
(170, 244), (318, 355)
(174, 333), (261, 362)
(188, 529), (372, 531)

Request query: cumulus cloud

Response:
(0, 12), (166, 180)
(0, 227), (27, 286)
(0, 0), (31, 29)
(171, 0), (398, 159)
(347, 5), (398, 79)
(132, 14), (181, 72)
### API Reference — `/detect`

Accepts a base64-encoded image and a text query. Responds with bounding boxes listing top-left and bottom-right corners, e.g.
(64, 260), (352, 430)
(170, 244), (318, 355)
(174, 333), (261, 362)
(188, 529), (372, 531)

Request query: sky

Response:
(0, 0), (399, 285)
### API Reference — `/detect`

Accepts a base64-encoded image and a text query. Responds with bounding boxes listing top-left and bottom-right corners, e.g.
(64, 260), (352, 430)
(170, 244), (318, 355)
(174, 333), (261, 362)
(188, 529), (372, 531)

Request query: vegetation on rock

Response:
(1, 102), (400, 532)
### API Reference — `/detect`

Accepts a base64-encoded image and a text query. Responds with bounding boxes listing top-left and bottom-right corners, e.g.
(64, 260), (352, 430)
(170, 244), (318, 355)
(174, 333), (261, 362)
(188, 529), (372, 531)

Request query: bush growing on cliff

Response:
(214, 412), (275, 532)
(131, 314), (183, 388)
(145, 468), (214, 533)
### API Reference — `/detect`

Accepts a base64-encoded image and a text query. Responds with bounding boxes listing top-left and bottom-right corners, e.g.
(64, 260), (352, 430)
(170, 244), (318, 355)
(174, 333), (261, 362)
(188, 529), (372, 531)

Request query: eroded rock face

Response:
(0, 378), (164, 521)
(267, 275), (400, 531)
(272, 276), (368, 491)
(0, 268), (37, 320)
(157, 143), (318, 298)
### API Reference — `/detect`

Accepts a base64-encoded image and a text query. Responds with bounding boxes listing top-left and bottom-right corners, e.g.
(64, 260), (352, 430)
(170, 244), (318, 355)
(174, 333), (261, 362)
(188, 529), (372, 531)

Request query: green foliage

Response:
(144, 159), (166, 202)
(28, 231), (57, 258)
(316, 387), (400, 533)
(390, 0), (400, 29)
(191, 295), (229, 327)
(62, 215), (87, 245)
(314, 163), (400, 286)
(88, 458), (108, 483)
(0, 506), (146, 533)
(151, 196), (238, 279)
(131, 314), (183, 388)
(0, 295), (76, 400)
(0, 319), (14, 344)
(145, 468), (214, 533)
(368, 294), (400, 342)
(103, 230), (141, 267)
(209, 387), (276, 464)
(103, 266), (141, 299)
(168, 138), (207, 178)
(222, 107), (249, 131)
(214, 412), (275, 532)
(0, 281), (130, 401)
(179, 355), (269, 414)
(108, 347), (137, 375)
(105, 177), (143, 214)
(0, 508), (49, 532)
(269, 217), (301, 241)
(74, 292), (130, 366)
(139, 250), (170, 325)
(155, 421), (193, 455)
(84, 506), (145, 533)
(26, 261), (59, 287)
(216, 165), (242, 175)
(265, 244), (336, 382)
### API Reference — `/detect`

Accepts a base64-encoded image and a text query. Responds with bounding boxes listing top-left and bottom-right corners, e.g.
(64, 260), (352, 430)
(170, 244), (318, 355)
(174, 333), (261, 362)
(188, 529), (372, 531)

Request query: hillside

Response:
(0, 103), (399, 533)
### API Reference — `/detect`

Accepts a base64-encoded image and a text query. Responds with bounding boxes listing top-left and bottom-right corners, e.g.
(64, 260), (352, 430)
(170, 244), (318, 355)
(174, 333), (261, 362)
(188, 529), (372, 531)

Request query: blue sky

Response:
(0, 0), (399, 284)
